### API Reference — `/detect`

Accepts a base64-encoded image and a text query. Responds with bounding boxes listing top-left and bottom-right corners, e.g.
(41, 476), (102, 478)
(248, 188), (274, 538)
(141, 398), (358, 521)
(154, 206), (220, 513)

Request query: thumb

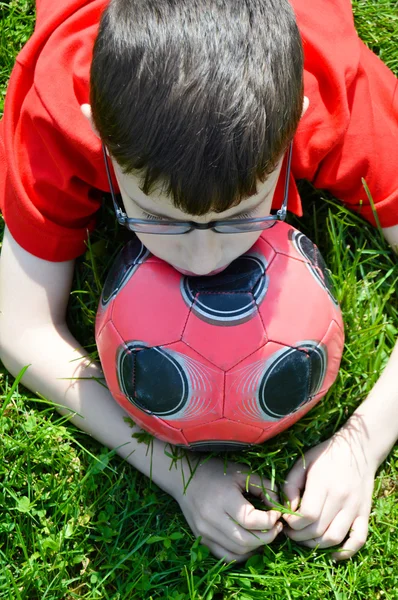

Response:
(283, 457), (308, 513)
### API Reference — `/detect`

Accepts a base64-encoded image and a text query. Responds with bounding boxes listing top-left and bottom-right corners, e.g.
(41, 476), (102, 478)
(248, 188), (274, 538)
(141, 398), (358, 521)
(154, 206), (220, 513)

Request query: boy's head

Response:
(86, 0), (306, 275)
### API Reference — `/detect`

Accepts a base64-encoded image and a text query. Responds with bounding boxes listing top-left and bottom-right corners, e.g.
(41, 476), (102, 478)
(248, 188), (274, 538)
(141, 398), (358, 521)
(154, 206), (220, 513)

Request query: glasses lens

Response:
(214, 219), (277, 234)
(124, 217), (278, 235)
(127, 222), (191, 235)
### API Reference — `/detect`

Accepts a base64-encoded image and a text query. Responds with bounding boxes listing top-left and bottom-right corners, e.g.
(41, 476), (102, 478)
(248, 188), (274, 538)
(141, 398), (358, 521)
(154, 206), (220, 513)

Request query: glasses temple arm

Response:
(102, 143), (127, 223)
(276, 141), (293, 220)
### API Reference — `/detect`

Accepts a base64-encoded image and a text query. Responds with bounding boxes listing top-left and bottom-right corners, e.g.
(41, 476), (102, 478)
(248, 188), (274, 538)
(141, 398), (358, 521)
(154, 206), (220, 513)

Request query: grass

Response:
(0, 0), (398, 598)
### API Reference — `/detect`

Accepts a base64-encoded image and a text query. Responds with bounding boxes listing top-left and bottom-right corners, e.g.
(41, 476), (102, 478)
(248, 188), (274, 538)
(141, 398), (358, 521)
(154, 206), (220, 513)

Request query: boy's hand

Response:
(176, 457), (283, 563)
(281, 427), (378, 561)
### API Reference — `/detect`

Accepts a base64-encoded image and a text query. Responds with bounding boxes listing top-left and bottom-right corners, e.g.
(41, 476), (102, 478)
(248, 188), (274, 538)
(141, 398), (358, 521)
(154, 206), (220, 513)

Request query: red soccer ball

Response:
(96, 222), (344, 451)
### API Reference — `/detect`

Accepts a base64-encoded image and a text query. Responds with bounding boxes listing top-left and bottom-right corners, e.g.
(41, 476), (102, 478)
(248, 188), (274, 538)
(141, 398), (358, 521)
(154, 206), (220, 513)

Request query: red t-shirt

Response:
(1, 0), (397, 262)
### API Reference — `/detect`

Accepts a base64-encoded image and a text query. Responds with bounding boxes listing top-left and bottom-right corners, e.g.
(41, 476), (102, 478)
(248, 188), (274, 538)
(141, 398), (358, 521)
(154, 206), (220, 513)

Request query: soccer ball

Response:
(96, 222), (344, 451)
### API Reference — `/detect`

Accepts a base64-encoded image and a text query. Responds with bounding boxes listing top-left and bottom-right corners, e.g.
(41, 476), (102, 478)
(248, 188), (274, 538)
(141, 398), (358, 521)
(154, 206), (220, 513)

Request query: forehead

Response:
(112, 158), (283, 220)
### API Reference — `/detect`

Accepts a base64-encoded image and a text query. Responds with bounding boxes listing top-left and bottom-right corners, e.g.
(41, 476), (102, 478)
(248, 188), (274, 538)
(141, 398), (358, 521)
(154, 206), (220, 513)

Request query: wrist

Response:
(341, 393), (398, 469)
(339, 340), (398, 468)
(131, 436), (200, 500)
(337, 413), (382, 473)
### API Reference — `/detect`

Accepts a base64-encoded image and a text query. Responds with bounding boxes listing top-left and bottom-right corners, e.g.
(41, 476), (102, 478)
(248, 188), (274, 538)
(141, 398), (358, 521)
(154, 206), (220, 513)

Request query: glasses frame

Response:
(102, 141), (293, 235)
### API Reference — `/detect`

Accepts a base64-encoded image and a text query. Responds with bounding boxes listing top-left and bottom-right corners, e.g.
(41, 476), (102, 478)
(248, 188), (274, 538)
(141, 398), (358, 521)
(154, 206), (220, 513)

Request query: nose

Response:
(185, 229), (222, 275)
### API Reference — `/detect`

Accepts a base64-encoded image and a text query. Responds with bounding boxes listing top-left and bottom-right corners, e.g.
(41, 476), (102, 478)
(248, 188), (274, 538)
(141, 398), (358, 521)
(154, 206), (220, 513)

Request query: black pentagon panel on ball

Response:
(191, 292), (257, 326)
(118, 343), (190, 416)
(257, 348), (311, 418)
(304, 343), (328, 396)
(257, 342), (328, 420)
(289, 230), (338, 304)
(181, 253), (269, 326)
(289, 229), (317, 263)
(101, 236), (150, 307)
(314, 252), (338, 303)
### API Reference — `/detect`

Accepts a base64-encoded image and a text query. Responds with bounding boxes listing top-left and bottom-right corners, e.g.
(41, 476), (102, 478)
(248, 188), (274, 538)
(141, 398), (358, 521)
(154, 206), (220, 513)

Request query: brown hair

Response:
(90, 0), (304, 215)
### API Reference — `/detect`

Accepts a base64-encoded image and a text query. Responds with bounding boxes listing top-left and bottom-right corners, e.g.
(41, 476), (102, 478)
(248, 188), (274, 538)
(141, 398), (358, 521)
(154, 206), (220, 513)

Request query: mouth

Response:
(172, 265), (229, 277)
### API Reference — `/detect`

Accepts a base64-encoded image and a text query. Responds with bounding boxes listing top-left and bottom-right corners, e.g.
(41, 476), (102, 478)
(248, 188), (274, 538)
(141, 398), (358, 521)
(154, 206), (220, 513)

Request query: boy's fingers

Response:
(200, 514), (282, 557)
(200, 537), (254, 564)
(283, 459), (308, 512)
(228, 490), (281, 530)
(226, 518), (283, 550)
(283, 486), (300, 513)
(331, 515), (369, 561)
(283, 477), (327, 530)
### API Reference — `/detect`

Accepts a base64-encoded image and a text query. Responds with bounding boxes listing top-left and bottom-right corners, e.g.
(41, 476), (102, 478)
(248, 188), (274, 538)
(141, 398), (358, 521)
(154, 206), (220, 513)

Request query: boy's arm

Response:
(350, 223), (398, 465)
(382, 225), (398, 255)
(324, 221), (398, 468)
(361, 224), (398, 463)
(0, 225), (282, 562)
(282, 337), (398, 561)
(0, 225), (189, 499)
(280, 227), (398, 560)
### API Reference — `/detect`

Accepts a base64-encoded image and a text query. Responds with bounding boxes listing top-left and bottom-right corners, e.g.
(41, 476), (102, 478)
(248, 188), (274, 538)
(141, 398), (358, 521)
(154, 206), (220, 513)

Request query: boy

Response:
(0, 0), (397, 564)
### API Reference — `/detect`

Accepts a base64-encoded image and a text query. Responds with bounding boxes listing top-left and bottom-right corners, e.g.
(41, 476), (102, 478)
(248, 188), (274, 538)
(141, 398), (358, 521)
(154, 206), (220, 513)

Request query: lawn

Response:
(0, 1), (397, 598)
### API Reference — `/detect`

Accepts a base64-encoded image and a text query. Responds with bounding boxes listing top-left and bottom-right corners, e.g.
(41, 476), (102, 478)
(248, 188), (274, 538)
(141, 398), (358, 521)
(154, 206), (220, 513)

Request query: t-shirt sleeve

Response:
(0, 0), (112, 262)
(293, 0), (398, 229)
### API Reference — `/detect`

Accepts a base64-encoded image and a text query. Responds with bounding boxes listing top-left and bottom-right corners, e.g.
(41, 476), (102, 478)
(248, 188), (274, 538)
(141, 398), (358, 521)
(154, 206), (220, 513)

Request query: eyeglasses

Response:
(102, 141), (292, 235)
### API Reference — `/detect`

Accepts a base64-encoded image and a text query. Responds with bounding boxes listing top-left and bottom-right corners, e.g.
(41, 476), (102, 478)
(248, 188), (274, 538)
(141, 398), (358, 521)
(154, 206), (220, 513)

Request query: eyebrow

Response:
(127, 192), (270, 221)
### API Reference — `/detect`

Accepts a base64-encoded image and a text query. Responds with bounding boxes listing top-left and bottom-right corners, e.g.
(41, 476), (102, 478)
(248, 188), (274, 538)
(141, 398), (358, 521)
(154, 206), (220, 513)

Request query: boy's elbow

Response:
(0, 326), (29, 379)
(0, 317), (46, 378)
(382, 226), (398, 255)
